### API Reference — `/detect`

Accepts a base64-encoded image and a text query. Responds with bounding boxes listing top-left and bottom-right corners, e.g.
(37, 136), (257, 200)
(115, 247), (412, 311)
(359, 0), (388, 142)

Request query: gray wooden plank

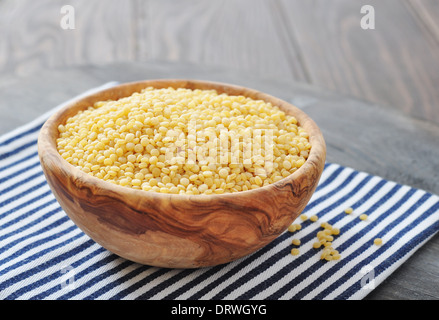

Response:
(2, 62), (439, 196)
(408, 0), (439, 46)
(142, 0), (304, 82)
(0, 0), (137, 77)
(0, 0), (312, 83)
(1, 67), (438, 299)
(278, 0), (439, 125)
(2, 0), (439, 129)
(371, 237), (439, 299)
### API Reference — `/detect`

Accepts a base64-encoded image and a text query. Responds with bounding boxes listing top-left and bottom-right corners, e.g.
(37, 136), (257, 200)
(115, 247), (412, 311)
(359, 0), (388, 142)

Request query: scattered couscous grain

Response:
(312, 242), (322, 249)
(289, 204), (380, 261)
(287, 223), (302, 233)
(332, 253), (341, 260)
(320, 222), (330, 229)
(316, 221), (341, 261)
(56, 87), (311, 194)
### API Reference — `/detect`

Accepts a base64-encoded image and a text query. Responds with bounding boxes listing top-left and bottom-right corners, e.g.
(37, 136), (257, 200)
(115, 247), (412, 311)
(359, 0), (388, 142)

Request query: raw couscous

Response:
(56, 87), (311, 195)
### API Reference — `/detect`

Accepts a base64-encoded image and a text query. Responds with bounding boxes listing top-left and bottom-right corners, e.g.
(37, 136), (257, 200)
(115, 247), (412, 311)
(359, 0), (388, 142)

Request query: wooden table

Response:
(1, 0), (439, 125)
(1, 62), (438, 300)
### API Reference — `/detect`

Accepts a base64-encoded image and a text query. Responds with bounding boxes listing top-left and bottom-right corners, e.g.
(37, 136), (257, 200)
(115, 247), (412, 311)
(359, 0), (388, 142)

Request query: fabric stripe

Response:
(0, 125), (42, 147)
(82, 263), (147, 300)
(1, 238), (95, 299)
(0, 225), (80, 277)
(0, 151), (39, 173)
(54, 255), (125, 300)
(0, 156), (40, 180)
(1, 180), (48, 208)
(0, 197), (57, 234)
(28, 244), (110, 300)
(327, 196), (439, 300)
(208, 173), (376, 300)
(292, 190), (429, 300)
(28, 246), (108, 300)
(185, 172), (357, 299)
(0, 188), (52, 222)
(0, 161), (41, 184)
(271, 184), (410, 300)
(126, 163), (346, 300)
(1, 169), (44, 195)
(1, 84), (439, 300)
(346, 211), (439, 300)
(0, 140), (38, 161)
(146, 164), (350, 300)
(238, 180), (400, 300)
(227, 178), (395, 300)
(0, 205), (62, 244)
(186, 171), (375, 300)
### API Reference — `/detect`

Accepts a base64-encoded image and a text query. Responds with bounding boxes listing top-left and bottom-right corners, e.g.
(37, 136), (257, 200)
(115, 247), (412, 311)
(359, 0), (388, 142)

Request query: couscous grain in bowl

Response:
(38, 80), (326, 268)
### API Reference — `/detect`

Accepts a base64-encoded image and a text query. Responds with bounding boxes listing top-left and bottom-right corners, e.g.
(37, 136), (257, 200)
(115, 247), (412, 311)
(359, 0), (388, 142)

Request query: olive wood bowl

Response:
(38, 79), (326, 268)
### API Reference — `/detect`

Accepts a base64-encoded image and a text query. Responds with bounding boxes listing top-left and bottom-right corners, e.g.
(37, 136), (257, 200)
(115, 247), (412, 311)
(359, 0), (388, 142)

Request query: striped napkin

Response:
(1, 83), (439, 300)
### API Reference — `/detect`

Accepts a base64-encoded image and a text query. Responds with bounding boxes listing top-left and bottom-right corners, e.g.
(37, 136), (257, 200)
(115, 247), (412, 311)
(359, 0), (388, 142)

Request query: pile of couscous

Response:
(56, 87), (311, 195)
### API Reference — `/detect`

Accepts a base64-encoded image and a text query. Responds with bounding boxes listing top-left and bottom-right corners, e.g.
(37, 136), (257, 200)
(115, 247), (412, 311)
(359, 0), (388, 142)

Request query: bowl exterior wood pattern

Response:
(38, 80), (326, 268)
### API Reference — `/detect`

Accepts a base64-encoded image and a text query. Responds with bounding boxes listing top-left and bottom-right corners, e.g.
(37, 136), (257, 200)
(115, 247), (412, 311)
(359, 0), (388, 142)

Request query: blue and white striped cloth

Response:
(1, 83), (439, 300)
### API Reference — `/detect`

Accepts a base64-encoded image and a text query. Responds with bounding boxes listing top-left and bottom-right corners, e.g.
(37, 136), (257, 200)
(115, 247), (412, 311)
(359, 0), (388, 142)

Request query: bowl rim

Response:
(38, 79), (326, 202)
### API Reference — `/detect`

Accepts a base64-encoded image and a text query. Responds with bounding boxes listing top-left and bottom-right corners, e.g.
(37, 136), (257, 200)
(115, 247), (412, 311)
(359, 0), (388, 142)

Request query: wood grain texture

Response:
(408, 0), (439, 46)
(2, 0), (439, 296)
(279, 0), (439, 124)
(0, 0), (136, 77)
(0, 0), (302, 82)
(3, 62), (439, 297)
(37, 79), (326, 268)
(143, 0), (304, 82)
(1, 0), (439, 124)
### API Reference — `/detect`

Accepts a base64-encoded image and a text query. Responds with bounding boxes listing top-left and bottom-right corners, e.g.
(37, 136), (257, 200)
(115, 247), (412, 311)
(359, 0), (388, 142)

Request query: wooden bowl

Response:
(38, 79), (326, 268)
